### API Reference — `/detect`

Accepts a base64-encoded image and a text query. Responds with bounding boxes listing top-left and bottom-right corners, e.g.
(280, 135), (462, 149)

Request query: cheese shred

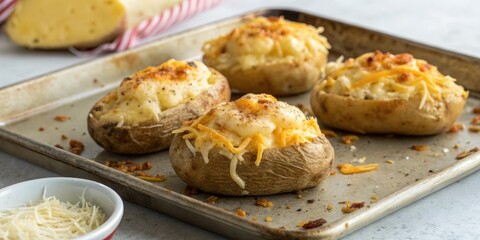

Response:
(0, 189), (106, 240)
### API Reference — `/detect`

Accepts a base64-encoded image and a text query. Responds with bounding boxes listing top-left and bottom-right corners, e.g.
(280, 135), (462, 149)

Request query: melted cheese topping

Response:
(318, 51), (468, 109)
(202, 16), (330, 71)
(173, 94), (322, 189)
(0, 190), (105, 240)
(95, 59), (213, 126)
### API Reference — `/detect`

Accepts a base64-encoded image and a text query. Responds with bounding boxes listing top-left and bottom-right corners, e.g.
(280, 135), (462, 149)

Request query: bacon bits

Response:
(341, 202), (365, 214)
(207, 196), (218, 203)
(301, 218), (327, 229)
(69, 139), (84, 155)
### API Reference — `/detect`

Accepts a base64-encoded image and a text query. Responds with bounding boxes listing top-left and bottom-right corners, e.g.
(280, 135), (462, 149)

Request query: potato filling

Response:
(173, 93), (322, 189)
(202, 16), (330, 72)
(94, 59), (213, 126)
(318, 51), (468, 109)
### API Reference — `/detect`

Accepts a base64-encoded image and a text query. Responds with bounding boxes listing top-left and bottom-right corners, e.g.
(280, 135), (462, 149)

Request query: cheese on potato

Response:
(5, 0), (181, 49)
(93, 60), (213, 126)
(202, 16), (331, 95)
(173, 93), (322, 188)
(204, 16), (330, 70)
(318, 51), (468, 109)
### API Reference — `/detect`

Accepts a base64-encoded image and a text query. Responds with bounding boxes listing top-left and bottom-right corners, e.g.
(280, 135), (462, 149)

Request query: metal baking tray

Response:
(1, 9), (479, 240)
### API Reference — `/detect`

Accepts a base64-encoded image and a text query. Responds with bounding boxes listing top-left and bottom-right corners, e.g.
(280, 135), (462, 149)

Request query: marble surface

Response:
(1, 0), (479, 239)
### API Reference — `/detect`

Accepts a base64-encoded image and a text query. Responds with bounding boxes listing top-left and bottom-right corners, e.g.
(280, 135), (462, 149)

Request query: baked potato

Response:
(311, 51), (468, 135)
(202, 16), (331, 96)
(88, 59), (231, 154)
(169, 94), (334, 196)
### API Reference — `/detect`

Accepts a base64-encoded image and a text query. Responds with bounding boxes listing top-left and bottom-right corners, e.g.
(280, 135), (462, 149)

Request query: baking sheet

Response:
(1, 9), (479, 240)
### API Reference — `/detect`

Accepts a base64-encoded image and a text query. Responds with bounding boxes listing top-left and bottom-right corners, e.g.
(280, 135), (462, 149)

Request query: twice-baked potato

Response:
(169, 94), (334, 196)
(311, 51), (468, 135)
(88, 59), (231, 154)
(202, 16), (331, 96)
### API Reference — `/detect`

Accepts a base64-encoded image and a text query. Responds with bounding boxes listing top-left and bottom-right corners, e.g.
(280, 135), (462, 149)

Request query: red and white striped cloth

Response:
(0, 0), (222, 56)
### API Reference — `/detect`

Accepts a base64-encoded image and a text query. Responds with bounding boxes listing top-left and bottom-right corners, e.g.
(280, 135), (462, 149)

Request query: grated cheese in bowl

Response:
(0, 188), (106, 240)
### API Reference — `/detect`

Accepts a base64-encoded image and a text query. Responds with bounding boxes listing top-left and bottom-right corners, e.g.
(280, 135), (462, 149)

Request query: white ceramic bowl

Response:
(0, 177), (124, 240)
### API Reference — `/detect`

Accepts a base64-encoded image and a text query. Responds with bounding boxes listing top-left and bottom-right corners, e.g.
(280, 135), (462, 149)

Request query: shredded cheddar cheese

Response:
(173, 94), (322, 190)
(319, 51), (468, 109)
(337, 163), (379, 174)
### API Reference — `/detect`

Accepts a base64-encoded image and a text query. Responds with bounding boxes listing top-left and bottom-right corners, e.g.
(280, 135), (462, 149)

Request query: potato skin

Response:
(203, 55), (327, 96)
(310, 84), (467, 135)
(87, 69), (230, 154)
(169, 134), (334, 196)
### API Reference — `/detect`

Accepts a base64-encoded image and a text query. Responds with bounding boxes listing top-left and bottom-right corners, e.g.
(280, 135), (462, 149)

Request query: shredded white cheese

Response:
(0, 189), (106, 240)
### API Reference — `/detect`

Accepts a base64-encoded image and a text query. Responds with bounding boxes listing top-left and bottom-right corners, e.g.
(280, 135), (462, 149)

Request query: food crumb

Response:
(370, 195), (378, 202)
(38, 127), (45, 132)
(265, 217), (273, 222)
(54, 115), (70, 122)
(468, 125), (480, 132)
(448, 123), (464, 133)
(411, 145), (430, 151)
(341, 202), (365, 214)
(307, 199), (315, 204)
(61, 134), (68, 140)
(352, 157), (366, 163)
(235, 209), (247, 217)
(385, 160), (395, 164)
(207, 196), (218, 204)
(184, 185), (199, 196)
(405, 156), (410, 160)
(296, 208), (302, 212)
(326, 204), (333, 211)
(251, 217), (258, 222)
(453, 144), (460, 149)
(255, 199), (273, 208)
(342, 135), (359, 145)
(456, 147), (479, 160)
(137, 175), (166, 182)
(350, 145), (357, 152)
(54, 144), (64, 149)
(337, 163), (379, 174)
(296, 191), (303, 199)
(473, 107), (480, 114)
(472, 115), (480, 125)
(301, 218), (327, 229)
(69, 139), (84, 155)
(322, 129), (338, 138)
(442, 148), (450, 153)
(285, 203), (292, 209)
(329, 170), (337, 175)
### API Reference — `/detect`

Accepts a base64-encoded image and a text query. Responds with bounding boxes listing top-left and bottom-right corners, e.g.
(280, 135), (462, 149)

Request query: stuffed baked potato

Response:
(88, 59), (231, 154)
(311, 51), (468, 135)
(202, 16), (330, 96)
(170, 94), (334, 196)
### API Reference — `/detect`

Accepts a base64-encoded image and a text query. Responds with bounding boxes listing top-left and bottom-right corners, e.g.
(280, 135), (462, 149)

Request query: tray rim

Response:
(1, 8), (480, 240)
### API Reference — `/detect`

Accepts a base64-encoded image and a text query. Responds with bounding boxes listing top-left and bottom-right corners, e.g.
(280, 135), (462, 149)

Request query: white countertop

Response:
(1, 0), (479, 239)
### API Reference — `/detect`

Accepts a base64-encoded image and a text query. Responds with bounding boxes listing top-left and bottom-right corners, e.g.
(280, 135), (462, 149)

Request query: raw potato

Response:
(202, 16), (330, 96)
(87, 64), (231, 154)
(310, 51), (468, 135)
(170, 134), (334, 196)
(5, 0), (181, 49)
